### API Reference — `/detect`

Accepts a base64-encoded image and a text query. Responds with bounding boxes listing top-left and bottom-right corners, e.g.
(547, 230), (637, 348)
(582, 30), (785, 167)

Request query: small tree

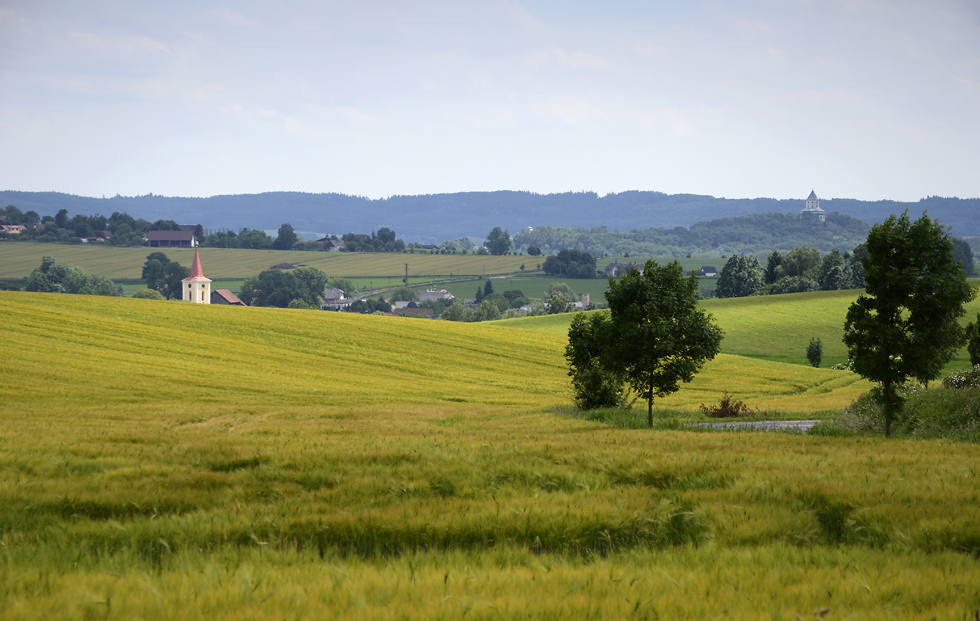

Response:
(843, 211), (976, 437)
(565, 311), (626, 409)
(764, 250), (782, 285)
(806, 337), (823, 368)
(546, 290), (572, 314)
(966, 314), (980, 367)
(389, 286), (419, 303)
(604, 261), (723, 426)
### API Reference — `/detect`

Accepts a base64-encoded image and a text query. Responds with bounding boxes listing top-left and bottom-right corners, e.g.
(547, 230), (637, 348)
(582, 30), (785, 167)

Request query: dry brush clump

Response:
(699, 392), (766, 418)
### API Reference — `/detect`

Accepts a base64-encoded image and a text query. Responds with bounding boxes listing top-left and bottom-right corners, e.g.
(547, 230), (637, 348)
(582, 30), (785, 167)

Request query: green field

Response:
(1, 243), (729, 304)
(0, 243), (532, 280)
(2, 290), (979, 618)
(496, 287), (980, 372)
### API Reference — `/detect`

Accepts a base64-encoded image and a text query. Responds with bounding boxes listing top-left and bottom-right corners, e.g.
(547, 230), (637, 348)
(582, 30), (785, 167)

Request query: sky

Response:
(2, 0), (979, 202)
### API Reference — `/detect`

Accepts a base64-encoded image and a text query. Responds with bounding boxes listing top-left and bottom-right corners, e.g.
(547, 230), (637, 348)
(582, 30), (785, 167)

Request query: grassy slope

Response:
(2, 292), (979, 618)
(495, 288), (980, 370)
(0, 243), (530, 280)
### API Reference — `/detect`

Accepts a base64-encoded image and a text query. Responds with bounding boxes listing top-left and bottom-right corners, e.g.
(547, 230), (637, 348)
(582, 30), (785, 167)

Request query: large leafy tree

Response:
(25, 256), (123, 297)
(272, 223), (298, 250)
(818, 250), (846, 291)
(602, 260), (723, 426)
(484, 227), (512, 255)
(843, 211), (975, 437)
(542, 248), (597, 278)
(238, 229), (273, 250)
(240, 266), (329, 308)
(141, 252), (171, 291)
(715, 255), (764, 298)
(160, 261), (190, 300)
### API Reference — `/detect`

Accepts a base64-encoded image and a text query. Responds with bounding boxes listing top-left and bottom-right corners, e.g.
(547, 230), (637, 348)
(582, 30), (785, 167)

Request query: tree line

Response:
(713, 237), (975, 299)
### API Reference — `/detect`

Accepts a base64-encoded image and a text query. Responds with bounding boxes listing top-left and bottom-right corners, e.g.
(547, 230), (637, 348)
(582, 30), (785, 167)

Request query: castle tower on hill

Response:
(800, 189), (826, 222)
(182, 249), (212, 304)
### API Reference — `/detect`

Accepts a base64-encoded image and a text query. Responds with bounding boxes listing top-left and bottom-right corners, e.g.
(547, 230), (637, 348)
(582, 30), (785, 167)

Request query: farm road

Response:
(692, 420), (821, 432)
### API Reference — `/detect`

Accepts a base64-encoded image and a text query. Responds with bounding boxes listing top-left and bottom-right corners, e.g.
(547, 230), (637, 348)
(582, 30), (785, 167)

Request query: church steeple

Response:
(182, 249), (212, 303)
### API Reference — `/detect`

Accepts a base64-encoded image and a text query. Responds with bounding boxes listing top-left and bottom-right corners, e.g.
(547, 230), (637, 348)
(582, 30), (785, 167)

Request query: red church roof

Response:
(182, 249), (212, 283)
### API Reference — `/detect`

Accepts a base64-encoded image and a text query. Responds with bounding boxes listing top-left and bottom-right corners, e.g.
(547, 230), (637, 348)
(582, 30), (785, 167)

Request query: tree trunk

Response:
(883, 381), (892, 438)
(647, 381), (654, 428)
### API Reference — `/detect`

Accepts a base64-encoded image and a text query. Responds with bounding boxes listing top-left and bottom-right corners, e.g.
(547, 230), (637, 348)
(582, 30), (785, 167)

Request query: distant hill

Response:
(1, 190), (977, 243)
(515, 212), (872, 257)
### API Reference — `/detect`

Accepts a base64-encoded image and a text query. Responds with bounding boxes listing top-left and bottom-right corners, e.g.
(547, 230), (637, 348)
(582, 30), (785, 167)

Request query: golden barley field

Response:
(1, 291), (979, 619)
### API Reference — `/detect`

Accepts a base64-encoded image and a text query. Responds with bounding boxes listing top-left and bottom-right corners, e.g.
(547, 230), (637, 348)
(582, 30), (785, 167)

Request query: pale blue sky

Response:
(2, 1), (979, 201)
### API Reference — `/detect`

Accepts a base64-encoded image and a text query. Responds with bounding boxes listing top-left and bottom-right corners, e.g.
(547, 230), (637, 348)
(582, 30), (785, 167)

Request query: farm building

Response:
(144, 230), (197, 248)
(211, 289), (246, 306)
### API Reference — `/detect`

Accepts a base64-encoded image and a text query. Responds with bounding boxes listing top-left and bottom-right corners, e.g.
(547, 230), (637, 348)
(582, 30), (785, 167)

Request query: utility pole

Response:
(404, 263), (408, 285)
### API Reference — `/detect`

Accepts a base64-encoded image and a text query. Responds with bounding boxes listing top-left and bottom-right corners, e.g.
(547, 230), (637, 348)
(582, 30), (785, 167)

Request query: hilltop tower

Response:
(800, 189), (826, 222)
(182, 249), (212, 304)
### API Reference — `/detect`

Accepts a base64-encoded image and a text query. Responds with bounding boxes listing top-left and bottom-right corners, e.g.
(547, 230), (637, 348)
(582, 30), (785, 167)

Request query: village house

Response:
(604, 261), (645, 278)
(144, 230), (198, 248)
(82, 231), (112, 243)
(699, 266), (718, 277)
(317, 237), (346, 251)
(391, 306), (434, 318)
(418, 289), (454, 302)
(321, 287), (353, 310)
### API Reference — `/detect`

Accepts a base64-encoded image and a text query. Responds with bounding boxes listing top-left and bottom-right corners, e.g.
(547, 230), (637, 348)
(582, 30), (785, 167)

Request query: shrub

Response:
(837, 382), (980, 441)
(941, 365), (980, 390)
(699, 392), (761, 418)
(132, 288), (165, 300)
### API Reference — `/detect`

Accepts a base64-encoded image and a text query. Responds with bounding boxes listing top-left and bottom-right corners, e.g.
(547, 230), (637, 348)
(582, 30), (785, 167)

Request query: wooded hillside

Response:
(3, 189), (977, 243)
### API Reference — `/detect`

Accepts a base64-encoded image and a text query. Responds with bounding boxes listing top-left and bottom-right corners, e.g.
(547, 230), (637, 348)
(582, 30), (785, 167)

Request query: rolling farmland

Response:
(0, 243), (531, 280)
(2, 290), (979, 618)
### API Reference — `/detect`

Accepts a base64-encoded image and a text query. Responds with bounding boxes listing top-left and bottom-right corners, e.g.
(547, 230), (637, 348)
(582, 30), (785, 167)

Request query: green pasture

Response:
(0, 243), (531, 280)
(497, 287), (980, 371)
(1, 291), (979, 618)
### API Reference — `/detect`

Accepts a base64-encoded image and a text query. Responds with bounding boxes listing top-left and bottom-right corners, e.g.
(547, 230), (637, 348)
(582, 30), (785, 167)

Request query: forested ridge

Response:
(515, 212), (872, 257)
(2, 189), (977, 243)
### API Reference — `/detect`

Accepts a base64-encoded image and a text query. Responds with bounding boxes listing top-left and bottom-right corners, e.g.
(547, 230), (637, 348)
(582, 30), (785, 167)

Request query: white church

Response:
(800, 189), (826, 221)
(182, 249), (211, 303)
